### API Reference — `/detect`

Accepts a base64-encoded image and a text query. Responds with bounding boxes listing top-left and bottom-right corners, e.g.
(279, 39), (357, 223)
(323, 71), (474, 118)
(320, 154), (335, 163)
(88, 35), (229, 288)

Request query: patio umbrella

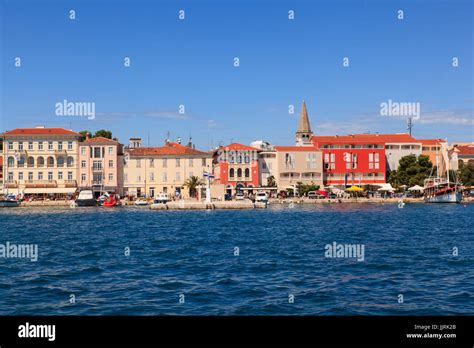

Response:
(408, 185), (424, 191)
(346, 185), (363, 192)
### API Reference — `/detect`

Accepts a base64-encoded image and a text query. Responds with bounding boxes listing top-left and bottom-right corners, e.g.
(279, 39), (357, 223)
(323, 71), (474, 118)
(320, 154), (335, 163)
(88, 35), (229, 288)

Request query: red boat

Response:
(103, 195), (118, 207)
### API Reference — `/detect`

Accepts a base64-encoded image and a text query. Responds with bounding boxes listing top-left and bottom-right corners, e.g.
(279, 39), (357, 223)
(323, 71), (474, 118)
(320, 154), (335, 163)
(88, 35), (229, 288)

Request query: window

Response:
(48, 141), (53, 150)
(57, 157), (65, 167)
(58, 172), (63, 180)
(48, 172), (53, 181)
(285, 153), (295, 170)
(7, 142), (13, 150)
(137, 175), (141, 182)
(306, 152), (317, 169)
(67, 157), (74, 167)
(8, 172), (13, 181)
(108, 160), (114, 168)
(176, 158), (180, 167)
(108, 147), (113, 155)
(68, 172), (73, 180)
(162, 172), (167, 182)
(81, 147), (86, 155)
(244, 168), (250, 178)
(93, 161), (102, 170)
(68, 141), (73, 150)
(58, 142), (63, 150)
(150, 172), (154, 181)
(28, 142), (33, 150)
(109, 173), (114, 181)
(229, 168), (235, 178)
(81, 160), (86, 168)
(7, 156), (14, 166)
(237, 168), (242, 178)
(38, 142), (43, 150)
(163, 158), (167, 167)
(369, 152), (380, 170)
(93, 147), (102, 158)
(28, 172), (33, 181)
(150, 159), (154, 168)
(262, 162), (267, 170)
(19, 172), (24, 180)
(136, 159), (141, 168)
(18, 142), (24, 150)
(81, 174), (86, 182)
(38, 172), (43, 180)
(176, 172), (181, 181)
(189, 158), (193, 167)
(202, 158), (207, 166)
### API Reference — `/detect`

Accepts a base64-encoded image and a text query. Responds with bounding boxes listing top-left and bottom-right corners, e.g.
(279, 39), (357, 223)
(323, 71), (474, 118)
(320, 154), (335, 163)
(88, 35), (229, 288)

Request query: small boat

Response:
(0, 195), (20, 207)
(152, 193), (170, 204)
(423, 144), (463, 204)
(103, 195), (118, 207)
(134, 197), (149, 206)
(76, 190), (97, 207)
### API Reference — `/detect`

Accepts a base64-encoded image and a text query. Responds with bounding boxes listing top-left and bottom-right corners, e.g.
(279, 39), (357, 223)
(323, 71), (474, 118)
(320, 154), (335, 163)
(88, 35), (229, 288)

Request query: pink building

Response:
(78, 136), (124, 196)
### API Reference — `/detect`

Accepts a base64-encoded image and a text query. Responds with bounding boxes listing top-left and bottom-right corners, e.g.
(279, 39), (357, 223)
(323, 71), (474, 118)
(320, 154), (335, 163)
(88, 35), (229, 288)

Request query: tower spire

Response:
(295, 100), (313, 145)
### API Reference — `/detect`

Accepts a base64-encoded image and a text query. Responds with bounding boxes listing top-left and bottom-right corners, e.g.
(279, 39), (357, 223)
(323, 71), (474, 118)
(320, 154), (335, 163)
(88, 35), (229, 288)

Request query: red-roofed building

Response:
(212, 143), (260, 195)
(312, 135), (387, 186)
(452, 144), (474, 168)
(78, 133), (124, 195)
(1, 126), (81, 195)
(123, 138), (212, 198)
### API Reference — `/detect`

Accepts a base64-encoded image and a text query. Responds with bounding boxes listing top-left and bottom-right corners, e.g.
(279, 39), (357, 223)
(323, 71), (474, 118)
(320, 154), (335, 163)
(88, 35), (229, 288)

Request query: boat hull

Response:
(0, 200), (20, 207)
(424, 191), (462, 203)
(75, 199), (97, 207)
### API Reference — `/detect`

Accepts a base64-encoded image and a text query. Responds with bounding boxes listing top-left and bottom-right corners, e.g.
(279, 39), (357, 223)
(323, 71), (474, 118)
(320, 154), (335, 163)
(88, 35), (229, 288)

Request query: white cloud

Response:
(417, 110), (473, 126)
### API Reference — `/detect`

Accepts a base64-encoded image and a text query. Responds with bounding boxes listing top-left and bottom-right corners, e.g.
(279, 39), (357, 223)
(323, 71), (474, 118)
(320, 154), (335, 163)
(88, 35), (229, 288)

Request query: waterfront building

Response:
(78, 134), (124, 196)
(452, 143), (474, 168)
(273, 146), (323, 191)
(311, 135), (387, 186)
(123, 139), (212, 198)
(1, 127), (81, 196)
(212, 143), (260, 195)
(295, 101), (313, 146)
(0, 156), (3, 193)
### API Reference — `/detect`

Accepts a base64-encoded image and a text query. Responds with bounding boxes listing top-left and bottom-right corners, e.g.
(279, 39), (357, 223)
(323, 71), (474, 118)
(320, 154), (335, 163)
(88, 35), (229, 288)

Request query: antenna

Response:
(406, 117), (413, 136)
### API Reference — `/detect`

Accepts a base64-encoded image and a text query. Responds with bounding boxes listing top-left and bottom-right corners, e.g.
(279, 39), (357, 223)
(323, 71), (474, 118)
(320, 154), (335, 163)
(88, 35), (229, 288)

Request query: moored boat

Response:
(423, 178), (462, 203)
(75, 190), (97, 206)
(0, 197), (20, 207)
(134, 197), (149, 206)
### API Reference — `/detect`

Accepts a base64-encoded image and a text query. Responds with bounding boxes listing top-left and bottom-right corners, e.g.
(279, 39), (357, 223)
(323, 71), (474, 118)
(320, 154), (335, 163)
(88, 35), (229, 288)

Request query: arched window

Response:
(67, 156), (74, 167)
(229, 168), (235, 178)
(47, 156), (55, 167)
(27, 156), (35, 167)
(7, 156), (15, 167)
(57, 157), (65, 167)
(244, 168), (250, 178)
(37, 157), (45, 167)
(237, 168), (242, 178)
(18, 156), (26, 167)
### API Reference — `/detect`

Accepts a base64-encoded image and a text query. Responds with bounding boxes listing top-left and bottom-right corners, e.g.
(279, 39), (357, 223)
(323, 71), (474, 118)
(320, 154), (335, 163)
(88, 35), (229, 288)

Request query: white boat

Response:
(76, 190), (97, 206)
(423, 144), (462, 203)
(0, 196), (20, 207)
(134, 198), (149, 206)
(152, 193), (170, 204)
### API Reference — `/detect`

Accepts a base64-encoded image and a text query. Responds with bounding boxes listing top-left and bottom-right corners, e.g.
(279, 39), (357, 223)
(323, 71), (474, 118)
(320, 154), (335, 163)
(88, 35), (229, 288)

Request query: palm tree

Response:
(184, 176), (204, 198)
(266, 175), (276, 187)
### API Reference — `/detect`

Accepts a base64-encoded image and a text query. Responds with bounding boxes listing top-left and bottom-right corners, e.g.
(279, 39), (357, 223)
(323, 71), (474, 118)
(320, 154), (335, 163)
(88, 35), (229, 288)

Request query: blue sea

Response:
(0, 203), (472, 315)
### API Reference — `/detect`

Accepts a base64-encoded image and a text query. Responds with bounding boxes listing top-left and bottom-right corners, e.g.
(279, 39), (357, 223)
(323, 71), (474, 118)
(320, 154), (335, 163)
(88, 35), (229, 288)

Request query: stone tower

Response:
(295, 100), (313, 146)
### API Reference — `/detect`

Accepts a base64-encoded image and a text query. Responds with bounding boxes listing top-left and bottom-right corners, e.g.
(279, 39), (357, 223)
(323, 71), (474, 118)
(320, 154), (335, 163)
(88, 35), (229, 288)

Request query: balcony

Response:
(64, 180), (77, 188)
(25, 180), (58, 188)
(5, 181), (18, 188)
(54, 150), (67, 156)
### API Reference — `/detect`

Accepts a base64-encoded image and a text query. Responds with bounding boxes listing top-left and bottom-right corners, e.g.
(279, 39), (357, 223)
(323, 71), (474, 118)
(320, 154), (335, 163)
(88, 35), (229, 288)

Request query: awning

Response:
(23, 187), (77, 194)
(375, 183), (394, 191)
(408, 185), (424, 191)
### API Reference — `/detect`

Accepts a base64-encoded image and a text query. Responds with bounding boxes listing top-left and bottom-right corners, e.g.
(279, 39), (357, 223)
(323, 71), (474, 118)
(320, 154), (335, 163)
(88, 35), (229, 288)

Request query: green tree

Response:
(79, 130), (91, 142)
(296, 182), (320, 197)
(94, 130), (112, 139)
(184, 176), (204, 198)
(389, 154), (434, 187)
(266, 175), (276, 187)
(458, 163), (474, 186)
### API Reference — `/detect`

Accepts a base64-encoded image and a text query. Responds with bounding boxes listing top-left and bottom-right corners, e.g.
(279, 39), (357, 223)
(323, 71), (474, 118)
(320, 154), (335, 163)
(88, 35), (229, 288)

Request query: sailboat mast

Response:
(445, 141), (450, 188)
(435, 146), (440, 181)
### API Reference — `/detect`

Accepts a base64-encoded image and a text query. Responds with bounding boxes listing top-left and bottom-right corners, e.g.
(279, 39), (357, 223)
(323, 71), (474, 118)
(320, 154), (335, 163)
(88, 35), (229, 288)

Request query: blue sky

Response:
(1, 0), (472, 148)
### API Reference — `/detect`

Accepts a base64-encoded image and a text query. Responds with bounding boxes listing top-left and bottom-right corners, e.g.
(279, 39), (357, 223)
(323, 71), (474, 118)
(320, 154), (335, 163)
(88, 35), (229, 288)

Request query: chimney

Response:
(187, 136), (193, 148)
(86, 132), (91, 140)
(177, 137), (181, 144)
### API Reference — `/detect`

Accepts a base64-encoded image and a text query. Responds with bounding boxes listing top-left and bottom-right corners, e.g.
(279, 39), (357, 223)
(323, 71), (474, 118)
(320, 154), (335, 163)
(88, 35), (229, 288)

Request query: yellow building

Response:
(123, 140), (212, 198)
(1, 127), (81, 196)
